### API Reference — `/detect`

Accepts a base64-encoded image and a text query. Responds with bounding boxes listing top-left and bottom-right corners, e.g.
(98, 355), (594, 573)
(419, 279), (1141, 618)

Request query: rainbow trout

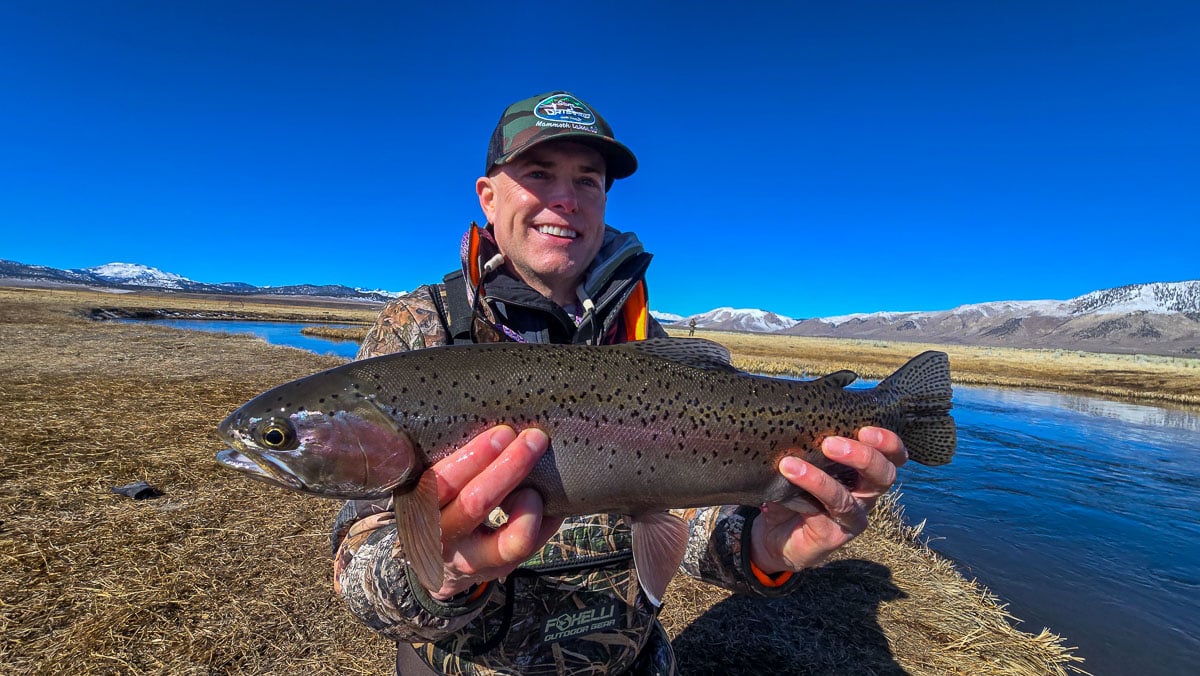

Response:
(216, 338), (955, 604)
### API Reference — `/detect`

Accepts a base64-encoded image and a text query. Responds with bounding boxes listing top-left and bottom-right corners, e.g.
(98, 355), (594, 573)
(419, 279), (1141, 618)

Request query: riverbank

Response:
(303, 317), (1200, 409)
(681, 328), (1200, 409)
(0, 287), (1085, 673)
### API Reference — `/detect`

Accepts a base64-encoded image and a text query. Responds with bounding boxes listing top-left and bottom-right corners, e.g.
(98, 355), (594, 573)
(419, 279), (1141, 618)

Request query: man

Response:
(332, 91), (907, 674)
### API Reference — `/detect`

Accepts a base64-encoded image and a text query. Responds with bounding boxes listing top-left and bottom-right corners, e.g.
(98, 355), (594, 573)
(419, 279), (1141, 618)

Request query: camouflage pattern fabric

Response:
(355, 285), (448, 359)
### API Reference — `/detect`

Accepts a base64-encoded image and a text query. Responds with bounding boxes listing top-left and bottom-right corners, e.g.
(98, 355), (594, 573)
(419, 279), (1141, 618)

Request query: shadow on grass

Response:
(671, 560), (907, 675)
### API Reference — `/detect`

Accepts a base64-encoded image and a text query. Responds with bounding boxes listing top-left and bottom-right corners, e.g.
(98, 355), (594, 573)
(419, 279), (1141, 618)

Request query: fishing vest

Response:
(432, 223), (655, 346)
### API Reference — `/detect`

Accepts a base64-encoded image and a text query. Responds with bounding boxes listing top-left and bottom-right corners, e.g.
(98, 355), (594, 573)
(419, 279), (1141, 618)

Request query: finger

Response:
(753, 501), (853, 574)
(441, 428), (550, 539)
(495, 489), (559, 564)
(822, 436), (898, 500)
(858, 427), (908, 467)
(779, 456), (868, 534)
(432, 425), (517, 507)
(448, 489), (562, 577)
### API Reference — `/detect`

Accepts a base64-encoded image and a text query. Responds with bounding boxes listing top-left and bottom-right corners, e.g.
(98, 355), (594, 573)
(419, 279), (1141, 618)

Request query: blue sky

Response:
(2, 1), (1197, 318)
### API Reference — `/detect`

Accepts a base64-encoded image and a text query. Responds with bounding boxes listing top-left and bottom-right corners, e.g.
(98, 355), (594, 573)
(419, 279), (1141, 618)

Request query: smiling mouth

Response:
(536, 225), (577, 239)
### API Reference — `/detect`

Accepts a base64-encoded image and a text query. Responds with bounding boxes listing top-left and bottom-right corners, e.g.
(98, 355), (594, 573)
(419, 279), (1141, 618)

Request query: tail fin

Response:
(879, 351), (956, 466)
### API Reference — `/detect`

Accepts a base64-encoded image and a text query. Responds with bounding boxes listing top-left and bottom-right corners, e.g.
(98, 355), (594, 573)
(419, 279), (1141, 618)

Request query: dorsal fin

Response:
(817, 369), (858, 388)
(619, 338), (739, 373)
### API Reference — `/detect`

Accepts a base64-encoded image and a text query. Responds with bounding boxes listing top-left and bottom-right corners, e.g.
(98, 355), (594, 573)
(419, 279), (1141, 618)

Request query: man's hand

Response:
(428, 425), (564, 600)
(749, 427), (908, 575)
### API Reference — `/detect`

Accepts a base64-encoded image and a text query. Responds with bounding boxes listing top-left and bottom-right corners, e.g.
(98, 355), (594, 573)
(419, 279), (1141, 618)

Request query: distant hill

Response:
(4, 259), (1196, 357)
(0, 260), (403, 303)
(777, 281), (1200, 358)
(675, 307), (800, 333)
(662, 282), (1200, 358)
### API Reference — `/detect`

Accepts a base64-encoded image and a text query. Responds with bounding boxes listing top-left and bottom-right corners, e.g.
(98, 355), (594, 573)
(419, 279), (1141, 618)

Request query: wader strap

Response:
(441, 270), (475, 345)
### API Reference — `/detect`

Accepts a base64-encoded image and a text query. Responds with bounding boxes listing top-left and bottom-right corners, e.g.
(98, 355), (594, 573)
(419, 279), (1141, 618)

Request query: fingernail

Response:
(780, 456), (806, 477)
(861, 428), (883, 446)
(490, 426), (516, 450)
(523, 428), (549, 454)
(824, 437), (852, 457)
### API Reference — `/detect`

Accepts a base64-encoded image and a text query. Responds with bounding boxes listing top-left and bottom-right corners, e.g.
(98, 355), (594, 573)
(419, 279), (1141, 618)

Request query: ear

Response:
(477, 176), (496, 222)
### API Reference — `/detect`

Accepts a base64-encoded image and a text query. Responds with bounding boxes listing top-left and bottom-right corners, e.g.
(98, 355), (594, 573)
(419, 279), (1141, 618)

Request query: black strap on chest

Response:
(437, 270), (476, 345)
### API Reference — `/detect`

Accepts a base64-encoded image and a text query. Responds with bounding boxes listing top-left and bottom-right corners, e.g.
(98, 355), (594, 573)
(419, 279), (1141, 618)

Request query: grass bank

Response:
(671, 328), (1200, 409)
(0, 287), (1085, 673)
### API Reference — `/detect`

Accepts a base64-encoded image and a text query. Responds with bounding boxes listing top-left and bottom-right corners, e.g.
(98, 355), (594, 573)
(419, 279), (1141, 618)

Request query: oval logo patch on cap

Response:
(534, 94), (596, 126)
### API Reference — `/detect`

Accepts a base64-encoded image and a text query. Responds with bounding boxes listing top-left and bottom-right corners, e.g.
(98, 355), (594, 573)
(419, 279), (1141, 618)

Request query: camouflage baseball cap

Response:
(485, 91), (638, 184)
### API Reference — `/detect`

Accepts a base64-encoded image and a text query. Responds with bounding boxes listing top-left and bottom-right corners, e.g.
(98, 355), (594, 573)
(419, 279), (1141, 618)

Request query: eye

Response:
(257, 418), (298, 450)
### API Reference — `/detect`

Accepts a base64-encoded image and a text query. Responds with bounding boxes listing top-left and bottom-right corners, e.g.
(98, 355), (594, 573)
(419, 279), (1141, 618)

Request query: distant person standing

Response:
(688, 317), (697, 336)
(331, 90), (908, 674)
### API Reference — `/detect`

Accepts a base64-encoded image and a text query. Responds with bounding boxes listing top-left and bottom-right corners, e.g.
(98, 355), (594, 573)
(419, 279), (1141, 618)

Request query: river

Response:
(898, 385), (1200, 675)
(144, 318), (1200, 674)
(133, 318), (363, 359)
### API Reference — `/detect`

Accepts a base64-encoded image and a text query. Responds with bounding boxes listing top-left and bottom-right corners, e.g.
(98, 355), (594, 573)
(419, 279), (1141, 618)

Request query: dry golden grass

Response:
(300, 326), (370, 342)
(2, 285), (381, 325)
(661, 494), (1086, 675)
(0, 287), (1090, 674)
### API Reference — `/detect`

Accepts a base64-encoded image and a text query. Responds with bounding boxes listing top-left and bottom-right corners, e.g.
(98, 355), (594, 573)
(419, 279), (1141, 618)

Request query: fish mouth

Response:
(216, 415), (308, 491)
(216, 447), (305, 491)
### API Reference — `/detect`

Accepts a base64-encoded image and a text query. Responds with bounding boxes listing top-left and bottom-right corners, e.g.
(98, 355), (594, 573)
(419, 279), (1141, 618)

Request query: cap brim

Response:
(496, 133), (637, 181)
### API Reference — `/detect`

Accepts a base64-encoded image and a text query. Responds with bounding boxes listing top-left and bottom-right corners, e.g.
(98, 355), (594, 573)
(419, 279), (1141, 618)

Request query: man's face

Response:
(477, 141), (607, 305)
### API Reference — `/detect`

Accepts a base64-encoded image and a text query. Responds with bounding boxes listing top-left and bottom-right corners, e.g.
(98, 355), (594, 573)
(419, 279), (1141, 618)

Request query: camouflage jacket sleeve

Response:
(334, 287), (483, 642)
(673, 505), (803, 597)
(354, 285), (449, 359)
(333, 500), (492, 643)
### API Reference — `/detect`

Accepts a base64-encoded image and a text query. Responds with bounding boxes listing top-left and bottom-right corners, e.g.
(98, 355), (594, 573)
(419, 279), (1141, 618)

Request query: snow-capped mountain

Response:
(677, 307), (799, 333)
(784, 281), (1200, 358)
(650, 310), (684, 323)
(85, 263), (192, 289)
(3, 258), (1196, 357)
(0, 259), (404, 302)
(1066, 281), (1200, 315)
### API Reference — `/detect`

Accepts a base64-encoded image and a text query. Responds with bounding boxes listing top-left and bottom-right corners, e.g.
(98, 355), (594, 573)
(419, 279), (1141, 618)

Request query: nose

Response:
(546, 178), (578, 214)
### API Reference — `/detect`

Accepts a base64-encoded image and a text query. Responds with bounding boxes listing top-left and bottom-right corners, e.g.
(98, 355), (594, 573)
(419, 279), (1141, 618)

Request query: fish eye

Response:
(257, 418), (297, 450)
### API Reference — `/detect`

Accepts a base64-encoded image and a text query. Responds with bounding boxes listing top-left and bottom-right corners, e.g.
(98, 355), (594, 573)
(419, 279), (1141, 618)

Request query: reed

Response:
(300, 326), (370, 342)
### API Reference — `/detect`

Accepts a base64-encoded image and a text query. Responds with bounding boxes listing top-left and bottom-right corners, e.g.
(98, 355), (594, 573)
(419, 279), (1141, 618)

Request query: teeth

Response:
(537, 225), (577, 239)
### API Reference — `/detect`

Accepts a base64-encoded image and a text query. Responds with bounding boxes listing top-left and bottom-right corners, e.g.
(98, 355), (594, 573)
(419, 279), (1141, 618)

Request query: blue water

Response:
(132, 318), (362, 359)
(143, 319), (1200, 673)
(897, 386), (1200, 675)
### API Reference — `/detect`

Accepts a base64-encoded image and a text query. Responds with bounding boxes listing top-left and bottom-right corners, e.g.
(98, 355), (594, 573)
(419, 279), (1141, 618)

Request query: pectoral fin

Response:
(631, 512), (689, 607)
(392, 470), (444, 594)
